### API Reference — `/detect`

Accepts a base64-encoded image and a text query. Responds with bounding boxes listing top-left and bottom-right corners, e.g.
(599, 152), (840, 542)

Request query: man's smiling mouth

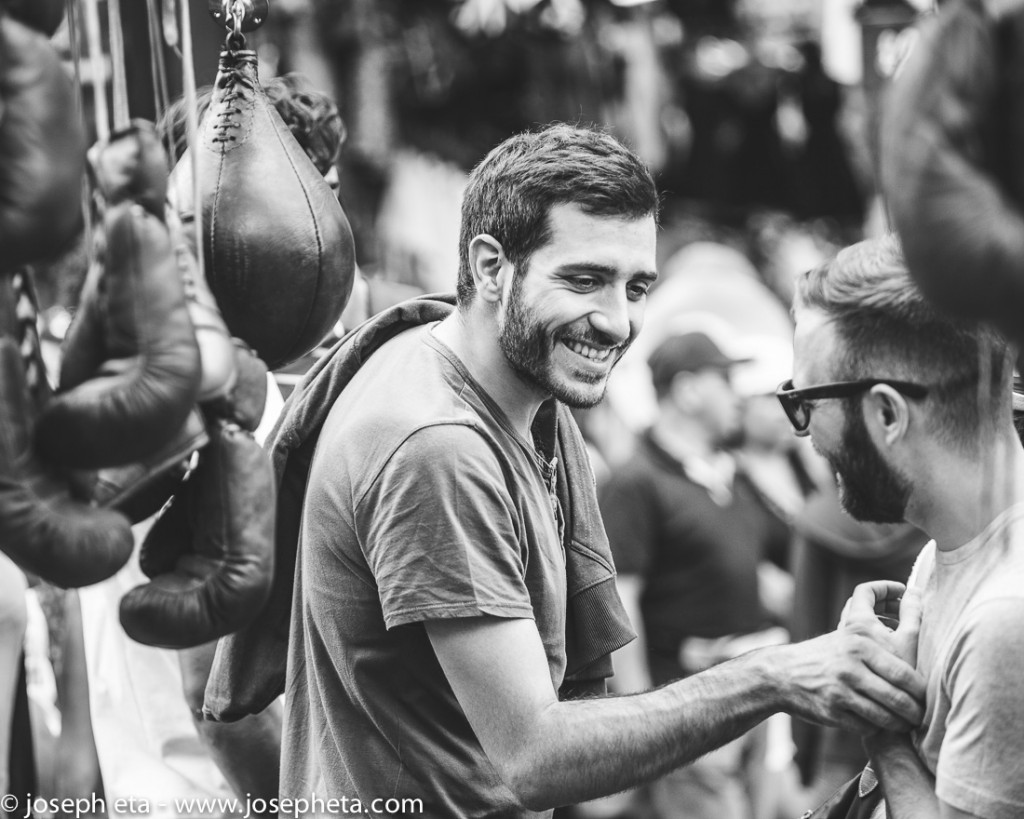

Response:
(562, 338), (614, 362)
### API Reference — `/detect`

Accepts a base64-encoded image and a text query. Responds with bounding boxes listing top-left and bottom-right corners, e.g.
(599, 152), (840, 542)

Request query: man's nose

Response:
(588, 288), (633, 344)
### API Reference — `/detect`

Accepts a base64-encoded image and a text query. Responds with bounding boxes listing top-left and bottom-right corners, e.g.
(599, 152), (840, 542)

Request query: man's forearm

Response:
(864, 732), (937, 819)
(428, 610), (924, 811)
(514, 649), (780, 809)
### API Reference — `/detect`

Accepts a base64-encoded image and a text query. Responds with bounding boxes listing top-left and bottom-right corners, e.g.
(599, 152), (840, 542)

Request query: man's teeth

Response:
(565, 340), (612, 362)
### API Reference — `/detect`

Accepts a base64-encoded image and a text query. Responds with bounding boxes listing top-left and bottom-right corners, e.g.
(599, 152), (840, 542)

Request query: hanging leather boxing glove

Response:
(88, 119), (170, 220)
(0, 337), (134, 588)
(90, 120), (238, 402)
(67, 407), (209, 524)
(119, 418), (275, 649)
(201, 338), (268, 432)
(0, 14), (85, 267)
(880, 0), (1024, 345)
(169, 214), (239, 403)
(168, 46), (356, 370)
(0, 0), (65, 37)
(34, 200), (202, 469)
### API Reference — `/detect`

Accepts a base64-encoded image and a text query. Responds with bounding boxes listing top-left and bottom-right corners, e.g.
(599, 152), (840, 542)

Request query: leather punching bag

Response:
(169, 47), (356, 370)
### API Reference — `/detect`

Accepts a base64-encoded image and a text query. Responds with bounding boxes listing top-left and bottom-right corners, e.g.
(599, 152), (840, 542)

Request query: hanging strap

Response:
(64, 0), (94, 267)
(180, 0), (205, 280)
(82, 0), (109, 142)
(146, 0), (171, 123)
(107, 0), (129, 130)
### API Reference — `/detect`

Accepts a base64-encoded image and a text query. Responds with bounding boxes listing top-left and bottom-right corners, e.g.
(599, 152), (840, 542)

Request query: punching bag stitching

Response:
(267, 116), (326, 365)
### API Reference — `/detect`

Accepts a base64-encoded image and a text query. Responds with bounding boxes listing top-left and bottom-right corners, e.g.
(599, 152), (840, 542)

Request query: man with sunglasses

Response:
(786, 234), (1024, 819)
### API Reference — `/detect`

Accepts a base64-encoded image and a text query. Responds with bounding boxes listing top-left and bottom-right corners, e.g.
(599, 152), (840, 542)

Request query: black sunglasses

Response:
(775, 378), (929, 435)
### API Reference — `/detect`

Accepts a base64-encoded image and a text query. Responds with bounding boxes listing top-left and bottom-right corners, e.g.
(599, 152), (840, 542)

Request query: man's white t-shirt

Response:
(908, 503), (1024, 819)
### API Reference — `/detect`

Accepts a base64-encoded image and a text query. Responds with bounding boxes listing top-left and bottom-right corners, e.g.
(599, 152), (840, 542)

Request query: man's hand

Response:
(767, 620), (926, 736)
(841, 580), (924, 666)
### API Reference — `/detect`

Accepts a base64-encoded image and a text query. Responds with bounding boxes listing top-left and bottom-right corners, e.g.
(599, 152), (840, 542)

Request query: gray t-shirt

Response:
(908, 503), (1024, 819)
(281, 324), (568, 818)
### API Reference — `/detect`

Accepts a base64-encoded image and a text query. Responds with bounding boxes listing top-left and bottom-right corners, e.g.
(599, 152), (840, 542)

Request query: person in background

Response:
(598, 329), (790, 819)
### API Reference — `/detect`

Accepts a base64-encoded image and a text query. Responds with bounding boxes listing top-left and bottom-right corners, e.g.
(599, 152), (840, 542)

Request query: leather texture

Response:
(881, 0), (1024, 345)
(201, 338), (268, 431)
(0, 15), (85, 267)
(168, 48), (355, 369)
(119, 418), (276, 649)
(35, 201), (202, 469)
(0, 337), (133, 588)
(171, 220), (238, 402)
(88, 120), (170, 220)
(0, 0), (65, 36)
(68, 408), (209, 524)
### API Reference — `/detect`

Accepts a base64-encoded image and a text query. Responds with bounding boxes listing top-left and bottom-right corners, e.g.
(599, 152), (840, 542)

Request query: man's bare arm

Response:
(426, 614), (925, 811)
(865, 733), (983, 819)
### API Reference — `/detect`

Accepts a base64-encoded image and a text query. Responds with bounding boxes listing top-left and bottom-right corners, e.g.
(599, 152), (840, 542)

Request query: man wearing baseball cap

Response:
(599, 329), (789, 819)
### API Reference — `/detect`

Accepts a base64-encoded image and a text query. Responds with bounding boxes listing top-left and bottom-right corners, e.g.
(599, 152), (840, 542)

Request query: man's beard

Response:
(828, 402), (912, 524)
(497, 274), (628, 409)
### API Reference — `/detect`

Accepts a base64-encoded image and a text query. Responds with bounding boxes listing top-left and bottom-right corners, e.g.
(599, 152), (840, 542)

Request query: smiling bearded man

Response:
(276, 126), (927, 818)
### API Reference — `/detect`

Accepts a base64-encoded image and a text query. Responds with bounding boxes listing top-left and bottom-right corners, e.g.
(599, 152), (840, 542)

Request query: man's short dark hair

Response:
(795, 233), (1012, 450)
(456, 123), (659, 306)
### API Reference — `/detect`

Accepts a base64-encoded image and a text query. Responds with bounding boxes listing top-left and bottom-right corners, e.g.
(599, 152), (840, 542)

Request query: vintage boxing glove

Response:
(170, 216), (238, 403)
(201, 338), (268, 431)
(67, 407), (209, 524)
(0, 337), (134, 588)
(35, 201), (202, 469)
(88, 120), (169, 220)
(0, 0), (65, 37)
(0, 14), (85, 267)
(119, 418), (275, 648)
(168, 47), (355, 369)
(880, 0), (1024, 345)
(90, 122), (238, 402)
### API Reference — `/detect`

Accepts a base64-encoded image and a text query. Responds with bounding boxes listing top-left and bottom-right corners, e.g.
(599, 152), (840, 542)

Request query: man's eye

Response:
(627, 282), (651, 300)
(570, 277), (599, 290)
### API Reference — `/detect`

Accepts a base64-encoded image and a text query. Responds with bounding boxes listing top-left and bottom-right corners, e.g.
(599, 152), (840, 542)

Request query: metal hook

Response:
(229, 0), (245, 38)
(208, 0), (269, 34)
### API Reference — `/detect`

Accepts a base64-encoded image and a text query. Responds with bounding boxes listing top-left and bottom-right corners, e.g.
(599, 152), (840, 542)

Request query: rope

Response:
(64, 0), (95, 273)
(180, 0), (205, 280)
(146, 0), (171, 124)
(107, 0), (130, 130)
(82, 0), (108, 142)
(210, 50), (256, 145)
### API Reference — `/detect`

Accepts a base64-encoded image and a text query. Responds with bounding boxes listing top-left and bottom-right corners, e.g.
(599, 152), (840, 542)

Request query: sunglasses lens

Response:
(793, 401), (810, 431)
(777, 382), (810, 433)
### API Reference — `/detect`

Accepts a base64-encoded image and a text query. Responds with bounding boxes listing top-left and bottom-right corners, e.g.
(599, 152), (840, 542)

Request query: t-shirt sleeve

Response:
(357, 422), (536, 630)
(936, 596), (1024, 819)
(597, 469), (656, 576)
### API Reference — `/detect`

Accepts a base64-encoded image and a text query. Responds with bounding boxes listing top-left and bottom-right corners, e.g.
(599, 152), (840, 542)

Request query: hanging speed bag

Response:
(169, 48), (356, 370)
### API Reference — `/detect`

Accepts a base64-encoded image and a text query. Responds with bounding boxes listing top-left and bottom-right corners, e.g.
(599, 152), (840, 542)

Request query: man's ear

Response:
(468, 234), (508, 304)
(866, 385), (910, 446)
